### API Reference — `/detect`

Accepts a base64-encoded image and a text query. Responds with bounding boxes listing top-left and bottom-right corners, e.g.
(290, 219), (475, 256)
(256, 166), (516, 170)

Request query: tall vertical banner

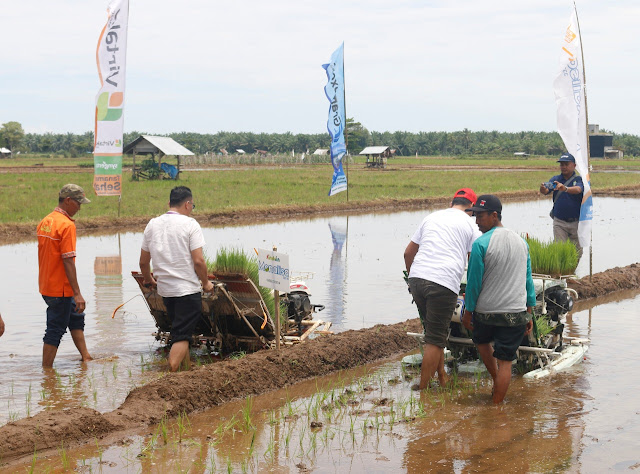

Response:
(322, 43), (347, 196)
(93, 0), (129, 196)
(553, 7), (592, 248)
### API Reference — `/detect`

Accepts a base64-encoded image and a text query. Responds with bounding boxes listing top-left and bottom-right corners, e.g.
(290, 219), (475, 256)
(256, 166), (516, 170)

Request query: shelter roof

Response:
(0, 148), (10, 153)
(313, 149), (329, 155)
(123, 135), (194, 156)
(359, 146), (389, 155)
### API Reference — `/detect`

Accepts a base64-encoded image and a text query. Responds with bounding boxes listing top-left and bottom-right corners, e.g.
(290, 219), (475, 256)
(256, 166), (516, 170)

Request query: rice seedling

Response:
(284, 427), (292, 449)
(263, 433), (275, 462)
(58, 441), (70, 469)
(206, 247), (275, 317)
(241, 397), (255, 432)
(525, 236), (579, 276)
(534, 313), (555, 338)
(207, 443), (217, 472)
(175, 411), (191, 443)
(159, 414), (169, 445)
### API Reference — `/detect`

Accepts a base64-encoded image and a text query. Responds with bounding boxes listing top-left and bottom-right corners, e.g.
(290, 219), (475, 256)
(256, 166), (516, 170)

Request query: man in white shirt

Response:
(404, 188), (481, 390)
(139, 186), (214, 371)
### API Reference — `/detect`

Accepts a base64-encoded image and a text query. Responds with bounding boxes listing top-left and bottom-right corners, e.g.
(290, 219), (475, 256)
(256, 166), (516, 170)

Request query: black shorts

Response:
(162, 293), (202, 343)
(472, 318), (526, 361)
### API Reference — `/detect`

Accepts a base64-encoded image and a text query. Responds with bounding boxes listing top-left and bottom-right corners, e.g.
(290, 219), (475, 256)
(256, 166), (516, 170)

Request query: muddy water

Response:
(9, 292), (640, 472)
(0, 197), (639, 427)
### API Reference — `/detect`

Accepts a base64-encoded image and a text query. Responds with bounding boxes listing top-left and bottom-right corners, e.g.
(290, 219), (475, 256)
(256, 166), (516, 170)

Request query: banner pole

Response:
(574, 1), (592, 279)
(118, 194), (122, 218)
(343, 44), (349, 203)
(273, 246), (281, 350)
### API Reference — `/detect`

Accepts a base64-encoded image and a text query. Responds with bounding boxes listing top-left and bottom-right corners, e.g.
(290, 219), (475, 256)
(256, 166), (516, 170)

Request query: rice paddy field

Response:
(1, 156), (639, 224)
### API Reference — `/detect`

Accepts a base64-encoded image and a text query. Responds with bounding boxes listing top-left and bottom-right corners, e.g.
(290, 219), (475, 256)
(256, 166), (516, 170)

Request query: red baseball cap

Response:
(453, 188), (477, 206)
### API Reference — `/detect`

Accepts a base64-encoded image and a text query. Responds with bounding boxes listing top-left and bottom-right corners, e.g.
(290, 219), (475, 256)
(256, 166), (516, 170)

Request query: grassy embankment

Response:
(1, 156), (639, 224)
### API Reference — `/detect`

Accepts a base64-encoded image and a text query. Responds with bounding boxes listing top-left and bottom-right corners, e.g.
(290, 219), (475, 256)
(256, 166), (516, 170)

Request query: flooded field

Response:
(6, 291), (640, 472)
(0, 197), (639, 455)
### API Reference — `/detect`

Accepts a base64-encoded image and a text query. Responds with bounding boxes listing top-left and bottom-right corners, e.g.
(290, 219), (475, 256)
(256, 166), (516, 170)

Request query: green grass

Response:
(525, 237), (579, 276)
(1, 159), (639, 224)
(206, 247), (275, 317)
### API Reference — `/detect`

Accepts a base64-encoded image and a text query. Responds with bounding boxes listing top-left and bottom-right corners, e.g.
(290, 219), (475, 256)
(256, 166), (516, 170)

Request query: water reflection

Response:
(326, 219), (348, 326)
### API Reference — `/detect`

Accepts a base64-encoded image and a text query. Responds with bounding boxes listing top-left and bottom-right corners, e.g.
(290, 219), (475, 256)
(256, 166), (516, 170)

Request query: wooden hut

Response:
(360, 146), (391, 168)
(124, 135), (194, 180)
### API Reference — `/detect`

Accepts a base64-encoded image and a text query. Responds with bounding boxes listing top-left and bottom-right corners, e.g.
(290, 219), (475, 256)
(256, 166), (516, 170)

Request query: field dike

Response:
(1, 184), (639, 245)
(0, 318), (422, 462)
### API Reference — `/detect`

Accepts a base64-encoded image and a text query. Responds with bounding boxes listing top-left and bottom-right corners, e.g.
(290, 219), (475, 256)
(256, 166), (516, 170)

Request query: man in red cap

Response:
(404, 188), (481, 390)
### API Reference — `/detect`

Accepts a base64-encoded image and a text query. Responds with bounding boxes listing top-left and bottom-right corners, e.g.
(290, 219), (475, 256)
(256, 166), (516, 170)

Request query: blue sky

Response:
(1, 0), (638, 135)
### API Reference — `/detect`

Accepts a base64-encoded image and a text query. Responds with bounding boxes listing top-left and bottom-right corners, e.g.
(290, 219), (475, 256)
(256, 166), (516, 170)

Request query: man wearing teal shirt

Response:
(462, 195), (536, 404)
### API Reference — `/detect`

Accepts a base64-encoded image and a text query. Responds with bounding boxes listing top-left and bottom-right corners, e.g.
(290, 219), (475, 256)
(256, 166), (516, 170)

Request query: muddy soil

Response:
(567, 263), (640, 300)
(0, 318), (422, 462)
(2, 185), (640, 245)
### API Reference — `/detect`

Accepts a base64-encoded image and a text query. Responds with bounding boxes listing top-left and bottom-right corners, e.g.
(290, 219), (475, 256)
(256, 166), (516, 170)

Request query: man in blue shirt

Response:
(540, 153), (584, 257)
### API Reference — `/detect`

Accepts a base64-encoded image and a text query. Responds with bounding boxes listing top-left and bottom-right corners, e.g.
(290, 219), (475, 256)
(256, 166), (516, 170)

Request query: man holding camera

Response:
(540, 153), (584, 257)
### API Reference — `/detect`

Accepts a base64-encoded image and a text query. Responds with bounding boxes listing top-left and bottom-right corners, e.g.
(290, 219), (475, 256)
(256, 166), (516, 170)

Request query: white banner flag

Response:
(553, 7), (592, 248)
(93, 0), (129, 196)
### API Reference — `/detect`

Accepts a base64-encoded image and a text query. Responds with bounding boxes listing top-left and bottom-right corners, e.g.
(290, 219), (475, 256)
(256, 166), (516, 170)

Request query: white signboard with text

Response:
(257, 248), (290, 293)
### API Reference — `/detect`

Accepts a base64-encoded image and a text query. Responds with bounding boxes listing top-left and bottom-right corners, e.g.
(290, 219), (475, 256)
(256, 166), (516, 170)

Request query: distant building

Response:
(123, 135), (194, 180)
(0, 147), (11, 158)
(588, 124), (621, 158)
(313, 149), (329, 155)
(360, 146), (391, 168)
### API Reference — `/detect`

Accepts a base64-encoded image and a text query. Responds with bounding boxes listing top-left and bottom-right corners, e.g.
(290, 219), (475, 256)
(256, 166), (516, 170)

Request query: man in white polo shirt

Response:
(139, 186), (214, 371)
(404, 188), (481, 390)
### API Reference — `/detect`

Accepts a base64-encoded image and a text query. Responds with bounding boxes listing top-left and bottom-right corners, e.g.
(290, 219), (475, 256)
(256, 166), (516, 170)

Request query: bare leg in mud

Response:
(42, 343), (58, 368)
(419, 344), (448, 389)
(492, 359), (513, 404)
(477, 343), (512, 403)
(477, 343), (498, 397)
(168, 340), (190, 372)
(71, 329), (93, 363)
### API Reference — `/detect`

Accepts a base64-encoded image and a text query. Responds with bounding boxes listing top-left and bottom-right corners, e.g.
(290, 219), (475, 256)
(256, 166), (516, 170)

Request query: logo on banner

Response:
(96, 92), (124, 121)
(564, 26), (576, 44)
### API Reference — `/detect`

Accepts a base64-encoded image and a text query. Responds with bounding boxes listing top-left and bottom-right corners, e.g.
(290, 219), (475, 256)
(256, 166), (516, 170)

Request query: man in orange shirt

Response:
(37, 184), (92, 367)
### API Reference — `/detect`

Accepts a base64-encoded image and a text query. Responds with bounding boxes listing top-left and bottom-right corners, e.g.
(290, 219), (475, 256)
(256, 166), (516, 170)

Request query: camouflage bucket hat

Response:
(59, 184), (91, 204)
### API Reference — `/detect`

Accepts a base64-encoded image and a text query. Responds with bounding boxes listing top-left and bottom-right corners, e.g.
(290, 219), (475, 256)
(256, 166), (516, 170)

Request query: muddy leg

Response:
(419, 344), (442, 390)
(492, 359), (513, 404)
(42, 343), (58, 368)
(476, 343), (498, 382)
(70, 329), (93, 362)
(437, 350), (449, 386)
(168, 340), (190, 372)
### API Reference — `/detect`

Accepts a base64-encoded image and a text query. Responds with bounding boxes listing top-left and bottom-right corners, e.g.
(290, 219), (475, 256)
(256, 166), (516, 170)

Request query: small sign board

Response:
(257, 248), (290, 293)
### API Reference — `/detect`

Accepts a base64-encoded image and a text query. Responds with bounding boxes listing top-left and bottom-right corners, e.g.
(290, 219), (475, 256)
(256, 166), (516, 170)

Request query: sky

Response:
(1, 0), (638, 135)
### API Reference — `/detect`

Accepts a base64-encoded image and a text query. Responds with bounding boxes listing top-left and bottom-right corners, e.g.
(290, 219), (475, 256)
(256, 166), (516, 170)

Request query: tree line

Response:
(3, 120), (639, 157)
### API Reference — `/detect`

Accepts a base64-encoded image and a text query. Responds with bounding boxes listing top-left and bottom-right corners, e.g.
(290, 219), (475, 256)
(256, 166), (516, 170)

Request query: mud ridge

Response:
(2, 184), (640, 245)
(567, 262), (640, 300)
(0, 319), (421, 462)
